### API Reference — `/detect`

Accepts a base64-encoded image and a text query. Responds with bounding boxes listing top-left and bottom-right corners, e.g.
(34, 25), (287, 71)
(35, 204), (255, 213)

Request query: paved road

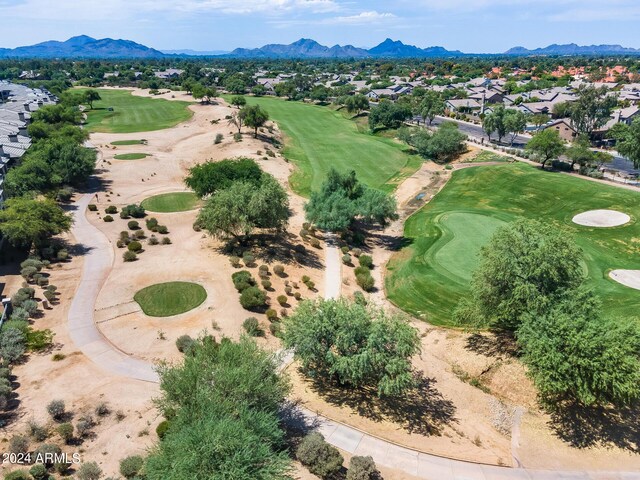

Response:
(67, 193), (159, 383)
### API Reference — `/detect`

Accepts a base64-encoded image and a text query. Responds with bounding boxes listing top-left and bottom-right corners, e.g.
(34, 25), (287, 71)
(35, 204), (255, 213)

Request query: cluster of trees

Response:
(283, 298), (421, 396)
(399, 122), (467, 162)
(304, 169), (398, 232)
(189, 158), (289, 241)
(482, 106), (529, 145)
(455, 220), (640, 408)
(612, 117), (640, 168)
(368, 100), (412, 131)
(555, 85), (618, 139)
(226, 100), (270, 137)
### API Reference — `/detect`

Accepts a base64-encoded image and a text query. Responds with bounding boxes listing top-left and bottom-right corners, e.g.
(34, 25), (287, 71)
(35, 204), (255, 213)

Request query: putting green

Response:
(77, 89), (192, 133)
(134, 282), (206, 317)
(141, 192), (200, 213)
(238, 96), (420, 196)
(386, 163), (640, 326)
(111, 140), (146, 146)
(114, 153), (150, 160)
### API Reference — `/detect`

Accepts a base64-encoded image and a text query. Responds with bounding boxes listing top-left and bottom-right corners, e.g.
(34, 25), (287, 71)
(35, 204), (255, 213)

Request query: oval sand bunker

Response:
(572, 209), (630, 227)
(609, 270), (640, 291)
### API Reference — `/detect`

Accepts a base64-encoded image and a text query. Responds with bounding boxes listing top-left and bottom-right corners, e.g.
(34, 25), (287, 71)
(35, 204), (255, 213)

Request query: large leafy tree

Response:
(525, 128), (566, 168)
(196, 174), (289, 240)
(368, 100), (412, 131)
(185, 157), (263, 198)
(29, 137), (97, 186)
(0, 198), (72, 249)
(147, 337), (292, 480)
(417, 90), (445, 126)
(611, 118), (640, 168)
(240, 105), (269, 137)
(504, 110), (529, 146)
(518, 288), (640, 407)
(304, 169), (397, 231)
(401, 122), (467, 162)
(82, 89), (101, 109)
(569, 85), (617, 138)
(455, 219), (585, 331)
(283, 299), (420, 396)
(344, 94), (369, 116)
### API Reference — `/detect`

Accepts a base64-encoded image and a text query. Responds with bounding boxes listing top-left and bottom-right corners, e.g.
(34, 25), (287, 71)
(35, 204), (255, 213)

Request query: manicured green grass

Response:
(386, 163), (640, 326)
(113, 153), (150, 160)
(141, 192), (200, 213)
(466, 150), (511, 163)
(239, 96), (421, 196)
(111, 140), (146, 146)
(134, 282), (207, 317)
(77, 89), (193, 133)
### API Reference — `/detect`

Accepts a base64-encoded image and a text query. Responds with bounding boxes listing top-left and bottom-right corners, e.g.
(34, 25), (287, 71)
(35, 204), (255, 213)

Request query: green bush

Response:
(122, 204), (146, 218)
(269, 322), (282, 337)
(47, 399), (66, 421)
(296, 432), (344, 478)
(156, 420), (170, 439)
(27, 421), (48, 442)
(161, 236), (172, 245)
(358, 255), (373, 269)
(123, 251), (137, 262)
(8, 435), (29, 454)
(34, 444), (61, 467)
(240, 287), (267, 310)
(4, 470), (31, 480)
(309, 238), (321, 249)
(266, 309), (278, 322)
(76, 461), (102, 480)
(242, 253), (255, 267)
(56, 423), (74, 443)
(176, 335), (195, 354)
(356, 272), (375, 292)
(341, 246), (350, 254)
(25, 328), (54, 352)
(28, 463), (47, 480)
(87, 204), (98, 211)
(232, 271), (255, 292)
(305, 280), (316, 290)
(273, 264), (285, 276)
(259, 264), (269, 274)
(342, 254), (352, 265)
(294, 292), (302, 301)
(105, 205), (118, 214)
(347, 456), (380, 480)
(146, 217), (159, 230)
(229, 256), (241, 267)
(277, 295), (288, 306)
(260, 279), (271, 290)
(214, 133), (224, 144)
(148, 235), (159, 245)
(119, 455), (144, 479)
(242, 317), (262, 337)
(127, 241), (142, 252)
(127, 220), (140, 230)
(103, 215), (114, 222)
(353, 291), (367, 306)
(0, 328), (26, 363)
(157, 225), (169, 234)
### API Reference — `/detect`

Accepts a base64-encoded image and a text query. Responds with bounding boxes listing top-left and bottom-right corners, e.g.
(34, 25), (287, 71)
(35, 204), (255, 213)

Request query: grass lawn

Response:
(134, 282), (207, 317)
(77, 89), (193, 133)
(385, 163), (640, 326)
(111, 140), (146, 146)
(239, 96), (421, 196)
(114, 153), (150, 160)
(466, 150), (511, 163)
(141, 192), (200, 212)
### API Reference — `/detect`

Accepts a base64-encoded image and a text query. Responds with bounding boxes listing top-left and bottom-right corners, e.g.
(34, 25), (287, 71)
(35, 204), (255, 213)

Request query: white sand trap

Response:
(572, 209), (631, 227)
(609, 270), (640, 290)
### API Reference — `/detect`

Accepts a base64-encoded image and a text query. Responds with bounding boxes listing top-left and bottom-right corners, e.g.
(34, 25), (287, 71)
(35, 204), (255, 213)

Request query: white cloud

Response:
(326, 10), (396, 24)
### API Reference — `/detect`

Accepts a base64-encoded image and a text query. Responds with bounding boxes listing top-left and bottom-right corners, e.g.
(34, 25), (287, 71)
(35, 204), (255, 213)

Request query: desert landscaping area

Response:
(1, 80), (639, 480)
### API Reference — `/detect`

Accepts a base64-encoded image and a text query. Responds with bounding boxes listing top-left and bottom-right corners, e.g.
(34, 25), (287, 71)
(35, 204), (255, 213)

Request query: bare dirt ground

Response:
(3, 91), (639, 477)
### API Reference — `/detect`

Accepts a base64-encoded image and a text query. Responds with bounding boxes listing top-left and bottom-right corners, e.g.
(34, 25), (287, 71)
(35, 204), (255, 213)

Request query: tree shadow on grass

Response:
(304, 371), (457, 437)
(548, 402), (640, 453)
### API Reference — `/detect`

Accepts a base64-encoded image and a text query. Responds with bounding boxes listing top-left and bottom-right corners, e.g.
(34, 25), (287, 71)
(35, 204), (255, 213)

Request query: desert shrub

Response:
(95, 402), (111, 417)
(148, 235), (159, 245)
(296, 432), (344, 478)
(294, 292), (302, 300)
(229, 256), (241, 267)
(47, 399), (66, 421)
(36, 276), (49, 287)
(156, 225), (168, 235)
(76, 414), (94, 438)
(233, 132), (242, 142)
(242, 317), (261, 337)
(76, 461), (102, 480)
(29, 463), (48, 480)
(103, 215), (114, 222)
(261, 279), (272, 290)
(176, 335), (195, 354)
(21, 258), (43, 271)
(34, 444), (61, 467)
(266, 309), (278, 322)
(9, 309), (29, 323)
(309, 238), (321, 249)
(299, 228), (309, 239)
(232, 271), (256, 292)
(358, 255), (373, 269)
(301, 275), (310, 283)
(119, 455), (144, 479)
(259, 264), (269, 274)
(284, 286), (293, 295)
(127, 220), (140, 230)
(342, 254), (352, 265)
(341, 246), (349, 254)
(127, 241), (142, 252)
(273, 264), (285, 276)
(356, 272), (375, 292)
(0, 328), (26, 363)
(239, 286), (267, 310)
(269, 322), (282, 337)
(305, 280), (316, 290)
(25, 328), (54, 352)
(146, 217), (159, 230)
(8, 435), (29, 454)
(353, 291), (367, 306)
(277, 295), (288, 306)
(123, 251), (137, 262)
(242, 253), (255, 267)
(20, 266), (37, 282)
(88, 204), (98, 211)
(119, 230), (130, 240)
(156, 420), (170, 439)
(105, 205), (118, 214)
(52, 353), (66, 361)
(134, 230), (145, 240)
(214, 133), (224, 144)
(57, 422), (74, 443)
(121, 204), (146, 219)
(161, 237), (172, 245)
(347, 456), (380, 480)
(27, 421), (48, 442)
(4, 470), (31, 480)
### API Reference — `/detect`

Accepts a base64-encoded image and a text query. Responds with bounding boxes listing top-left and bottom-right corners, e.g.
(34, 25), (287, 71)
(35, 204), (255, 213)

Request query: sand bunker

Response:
(609, 270), (640, 291)
(572, 209), (631, 227)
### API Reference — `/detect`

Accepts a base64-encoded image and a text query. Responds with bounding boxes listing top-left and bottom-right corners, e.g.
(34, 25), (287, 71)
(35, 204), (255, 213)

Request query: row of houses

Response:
(0, 81), (57, 208)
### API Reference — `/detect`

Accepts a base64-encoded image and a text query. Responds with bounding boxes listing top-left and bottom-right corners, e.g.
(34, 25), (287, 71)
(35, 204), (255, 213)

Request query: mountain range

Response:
(1, 36), (639, 59)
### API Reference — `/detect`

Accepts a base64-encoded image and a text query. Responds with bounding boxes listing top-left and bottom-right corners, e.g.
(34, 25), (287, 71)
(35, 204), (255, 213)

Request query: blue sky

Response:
(1, 0), (640, 53)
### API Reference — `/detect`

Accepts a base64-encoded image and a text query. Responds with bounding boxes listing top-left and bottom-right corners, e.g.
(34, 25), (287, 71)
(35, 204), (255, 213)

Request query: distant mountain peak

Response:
(504, 43), (640, 55)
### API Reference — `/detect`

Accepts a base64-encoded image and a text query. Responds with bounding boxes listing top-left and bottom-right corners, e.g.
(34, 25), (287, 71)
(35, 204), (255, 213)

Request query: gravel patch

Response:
(572, 209), (631, 227)
(609, 270), (640, 291)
